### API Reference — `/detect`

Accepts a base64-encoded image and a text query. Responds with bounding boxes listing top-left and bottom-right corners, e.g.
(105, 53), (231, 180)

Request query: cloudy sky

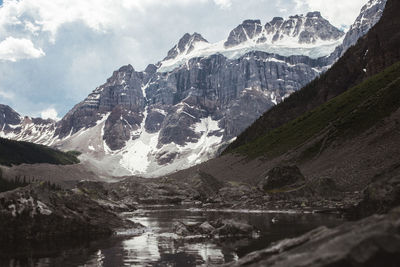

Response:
(0, 0), (369, 120)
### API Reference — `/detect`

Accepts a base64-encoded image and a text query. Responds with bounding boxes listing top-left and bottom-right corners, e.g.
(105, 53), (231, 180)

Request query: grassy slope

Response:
(231, 61), (400, 159)
(0, 137), (80, 166)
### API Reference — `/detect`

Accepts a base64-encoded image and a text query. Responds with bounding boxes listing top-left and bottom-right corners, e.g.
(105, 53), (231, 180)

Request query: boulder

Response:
(173, 221), (190, 236)
(198, 221), (215, 234)
(260, 166), (306, 192)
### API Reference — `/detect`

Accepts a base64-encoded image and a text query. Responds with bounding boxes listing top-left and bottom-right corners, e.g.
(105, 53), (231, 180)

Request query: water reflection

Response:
(0, 207), (344, 267)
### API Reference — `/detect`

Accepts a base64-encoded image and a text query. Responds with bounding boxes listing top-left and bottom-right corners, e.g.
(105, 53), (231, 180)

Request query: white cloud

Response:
(0, 0), (232, 39)
(0, 89), (14, 99)
(0, 37), (45, 62)
(213, 0), (232, 9)
(40, 107), (59, 121)
(294, 0), (368, 28)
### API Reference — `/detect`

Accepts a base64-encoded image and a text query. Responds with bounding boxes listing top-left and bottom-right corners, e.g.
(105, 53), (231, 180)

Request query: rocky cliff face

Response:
(224, 12), (344, 48)
(328, 0), (387, 62)
(0, 4), (386, 177)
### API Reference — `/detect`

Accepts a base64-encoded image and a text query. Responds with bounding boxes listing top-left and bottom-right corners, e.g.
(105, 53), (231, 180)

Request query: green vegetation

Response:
(0, 137), (80, 166)
(66, 150), (82, 157)
(232, 61), (400, 159)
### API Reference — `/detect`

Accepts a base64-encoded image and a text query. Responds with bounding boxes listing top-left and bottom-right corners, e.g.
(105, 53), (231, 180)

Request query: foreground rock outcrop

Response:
(225, 207), (400, 267)
(0, 183), (141, 243)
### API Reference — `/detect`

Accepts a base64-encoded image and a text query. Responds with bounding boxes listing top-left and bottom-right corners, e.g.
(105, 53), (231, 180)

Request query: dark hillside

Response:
(233, 61), (400, 158)
(0, 137), (80, 167)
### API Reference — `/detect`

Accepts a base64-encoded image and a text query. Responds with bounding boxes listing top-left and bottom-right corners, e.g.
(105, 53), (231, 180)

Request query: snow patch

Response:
(119, 109), (160, 175)
(181, 117), (223, 165)
(158, 36), (343, 73)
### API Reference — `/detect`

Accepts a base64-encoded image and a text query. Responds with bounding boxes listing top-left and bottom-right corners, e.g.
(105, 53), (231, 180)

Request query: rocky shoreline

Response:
(93, 166), (365, 215)
(0, 182), (143, 244)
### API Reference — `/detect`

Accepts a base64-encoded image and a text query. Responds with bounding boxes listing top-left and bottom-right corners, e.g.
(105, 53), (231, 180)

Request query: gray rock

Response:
(224, 20), (263, 47)
(198, 221), (215, 234)
(173, 221), (191, 236)
(226, 207), (400, 267)
(0, 104), (21, 127)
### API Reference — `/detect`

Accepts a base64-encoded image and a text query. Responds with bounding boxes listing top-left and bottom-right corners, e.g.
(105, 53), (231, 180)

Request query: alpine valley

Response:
(0, 0), (386, 177)
(2, 0), (400, 266)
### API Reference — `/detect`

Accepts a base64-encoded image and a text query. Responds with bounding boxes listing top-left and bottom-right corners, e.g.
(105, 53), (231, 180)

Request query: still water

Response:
(1, 206), (344, 267)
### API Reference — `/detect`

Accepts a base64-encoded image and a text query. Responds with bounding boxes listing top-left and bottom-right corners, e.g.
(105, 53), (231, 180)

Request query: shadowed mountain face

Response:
(0, 0), (387, 177)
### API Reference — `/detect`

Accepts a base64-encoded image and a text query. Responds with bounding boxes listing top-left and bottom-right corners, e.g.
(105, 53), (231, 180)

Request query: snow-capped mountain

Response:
(0, 2), (386, 177)
(0, 104), (57, 145)
(159, 12), (345, 72)
(224, 12), (344, 47)
(53, 50), (325, 177)
(163, 33), (209, 61)
(329, 0), (387, 60)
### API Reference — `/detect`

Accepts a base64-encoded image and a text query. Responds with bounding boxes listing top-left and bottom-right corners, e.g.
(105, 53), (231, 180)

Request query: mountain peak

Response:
(0, 104), (22, 126)
(306, 11), (322, 18)
(224, 20), (263, 47)
(242, 19), (262, 25)
(164, 32), (209, 61)
(118, 64), (135, 73)
(225, 12), (344, 48)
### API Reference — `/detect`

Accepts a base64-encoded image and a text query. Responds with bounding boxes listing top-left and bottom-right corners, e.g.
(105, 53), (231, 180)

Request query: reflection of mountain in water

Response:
(1, 208), (344, 266)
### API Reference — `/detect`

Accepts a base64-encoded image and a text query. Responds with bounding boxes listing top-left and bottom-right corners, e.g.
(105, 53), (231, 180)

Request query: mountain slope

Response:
(233, 61), (400, 159)
(225, 0), (399, 153)
(170, 61), (400, 206)
(0, 137), (79, 166)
